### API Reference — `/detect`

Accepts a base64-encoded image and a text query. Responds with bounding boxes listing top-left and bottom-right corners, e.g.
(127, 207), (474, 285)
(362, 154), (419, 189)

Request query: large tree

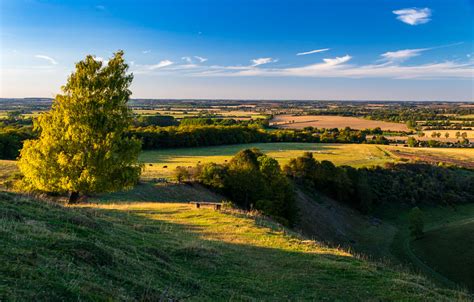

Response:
(19, 51), (142, 203)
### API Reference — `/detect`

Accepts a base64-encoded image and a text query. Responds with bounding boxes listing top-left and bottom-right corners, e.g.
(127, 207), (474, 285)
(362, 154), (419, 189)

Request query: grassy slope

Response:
(1, 191), (469, 301)
(412, 218), (474, 290)
(376, 204), (474, 293)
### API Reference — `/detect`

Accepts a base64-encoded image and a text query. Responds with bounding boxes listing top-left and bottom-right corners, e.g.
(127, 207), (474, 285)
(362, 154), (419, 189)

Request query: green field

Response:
(140, 143), (396, 179)
(140, 143), (474, 179)
(0, 191), (469, 301)
(3, 142), (473, 181)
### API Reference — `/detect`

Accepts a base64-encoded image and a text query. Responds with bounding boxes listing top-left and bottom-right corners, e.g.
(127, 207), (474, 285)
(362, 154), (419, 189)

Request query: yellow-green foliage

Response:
(18, 51), (142, 195)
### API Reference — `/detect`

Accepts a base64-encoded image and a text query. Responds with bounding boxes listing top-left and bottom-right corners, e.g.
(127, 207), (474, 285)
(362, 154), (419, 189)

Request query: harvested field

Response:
(384, 146), (474, 169)
(271, 115), (409, 131)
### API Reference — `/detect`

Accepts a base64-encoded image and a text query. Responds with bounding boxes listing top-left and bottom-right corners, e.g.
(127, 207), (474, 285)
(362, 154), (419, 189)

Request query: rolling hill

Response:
(0, 190), (470, 301)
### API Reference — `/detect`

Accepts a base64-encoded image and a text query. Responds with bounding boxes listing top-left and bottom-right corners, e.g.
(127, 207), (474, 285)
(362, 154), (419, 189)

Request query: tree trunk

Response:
(68, 191), (80, 204)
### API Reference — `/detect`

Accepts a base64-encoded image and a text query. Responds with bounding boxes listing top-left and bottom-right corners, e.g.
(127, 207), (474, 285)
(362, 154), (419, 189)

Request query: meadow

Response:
(139, 143), (474, 179)
(139, 143), (396, 179)
(2, 143), (472, 182)
(271, 115), (410, 131)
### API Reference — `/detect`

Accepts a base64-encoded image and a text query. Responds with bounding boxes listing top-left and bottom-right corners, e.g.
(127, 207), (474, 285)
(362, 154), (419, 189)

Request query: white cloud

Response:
(192, 54), (472, 80)
(251, 57), (277, 66)
(393, 8), (432, 25)
(194, 56), (208, 63)
(380, 43), (463, 63)
(381, 48), (427, 63)
(35, 54), (58, 65)
(322, 55), (352, 66)
(142, 50), (151, 54)
(181, 56), (192, 63)
(296, 48), (330, 56)
(148, 60), (173, 70)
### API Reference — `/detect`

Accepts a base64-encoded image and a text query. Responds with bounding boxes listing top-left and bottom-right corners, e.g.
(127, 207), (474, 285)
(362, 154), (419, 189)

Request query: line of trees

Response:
(285, 153), (474, 212)
(130, 125), (389, 149)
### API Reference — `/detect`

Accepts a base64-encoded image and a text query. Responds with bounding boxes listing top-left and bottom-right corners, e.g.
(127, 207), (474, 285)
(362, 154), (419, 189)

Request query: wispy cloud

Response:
(296, 48), (330, 56)
(148, 60), (173, 70)
(393, 8), (432, 25)
(142, 50), (151, 54)
(95, 5), (105, 11)
(380, 42), (464, 63)
(182, 56), (192, 63)
(191, 54), (472, 79)
(194, 56), (208, 63)
(381, 48), (428, 63)
(251, 57), (277, 66)
(322, 55), (351, 66)
(35, 54), (58, 65)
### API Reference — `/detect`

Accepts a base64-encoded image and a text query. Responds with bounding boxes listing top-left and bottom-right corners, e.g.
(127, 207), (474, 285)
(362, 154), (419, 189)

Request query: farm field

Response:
(271, 115), (410, 131)
(419, 130), (474, 140)
(140, 143), (474, 179)
(0, 191), (468, 301)
(384, 145), (474, 169)
(139, 143), (396, 179)
(2, 143), (473, 182)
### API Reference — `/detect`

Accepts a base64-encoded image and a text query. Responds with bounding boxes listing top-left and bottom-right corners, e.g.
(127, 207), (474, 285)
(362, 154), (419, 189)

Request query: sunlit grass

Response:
(139, 143), (397, 179)
(1, 191), (470, 300)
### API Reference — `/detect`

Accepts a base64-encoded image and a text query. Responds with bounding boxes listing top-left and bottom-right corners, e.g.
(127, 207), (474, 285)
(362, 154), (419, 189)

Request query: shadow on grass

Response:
(89, 182), (223, 204)
(1, 191), (469, 301)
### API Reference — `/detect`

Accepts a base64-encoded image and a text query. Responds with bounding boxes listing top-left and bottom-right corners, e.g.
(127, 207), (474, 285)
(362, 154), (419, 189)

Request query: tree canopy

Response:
(19, 51), (142, 202)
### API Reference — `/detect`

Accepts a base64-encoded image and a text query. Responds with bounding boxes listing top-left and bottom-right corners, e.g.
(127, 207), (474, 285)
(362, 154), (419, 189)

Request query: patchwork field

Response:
(271, 115), (409, 131)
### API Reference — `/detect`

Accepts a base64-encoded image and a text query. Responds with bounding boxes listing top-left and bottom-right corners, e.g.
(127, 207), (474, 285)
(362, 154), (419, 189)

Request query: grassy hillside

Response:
(0, 191), (470, 301)
(412, 219), (474, 290)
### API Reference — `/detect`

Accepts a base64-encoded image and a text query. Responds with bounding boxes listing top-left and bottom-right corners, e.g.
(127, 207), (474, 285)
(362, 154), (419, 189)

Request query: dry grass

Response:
(271, 115), (409, 131)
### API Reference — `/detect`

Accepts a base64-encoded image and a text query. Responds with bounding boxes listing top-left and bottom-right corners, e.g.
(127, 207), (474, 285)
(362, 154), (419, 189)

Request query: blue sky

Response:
(1, 0), (473, 101)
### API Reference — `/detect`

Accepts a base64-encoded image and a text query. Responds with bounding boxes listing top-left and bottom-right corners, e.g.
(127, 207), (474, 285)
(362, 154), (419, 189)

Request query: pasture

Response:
(3, 143), (472, 182)
(139, 143), (396, 179)
(271, 115), (409, 131)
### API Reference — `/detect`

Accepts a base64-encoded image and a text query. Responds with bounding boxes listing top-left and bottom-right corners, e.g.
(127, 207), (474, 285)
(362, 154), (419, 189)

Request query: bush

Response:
(408, 207), (424, 239)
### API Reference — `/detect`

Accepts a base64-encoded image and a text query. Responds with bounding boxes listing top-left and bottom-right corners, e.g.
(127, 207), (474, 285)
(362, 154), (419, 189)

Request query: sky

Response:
(1, 0), (473, 101)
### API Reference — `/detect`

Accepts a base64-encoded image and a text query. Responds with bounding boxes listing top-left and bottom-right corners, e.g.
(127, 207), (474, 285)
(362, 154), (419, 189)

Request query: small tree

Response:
(407, 137), (417, 147)
(19, 51), (142, 203)
(444, 132), (449, 139)
(174, 166), (191, 183)
(408, 207), (424, 239)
